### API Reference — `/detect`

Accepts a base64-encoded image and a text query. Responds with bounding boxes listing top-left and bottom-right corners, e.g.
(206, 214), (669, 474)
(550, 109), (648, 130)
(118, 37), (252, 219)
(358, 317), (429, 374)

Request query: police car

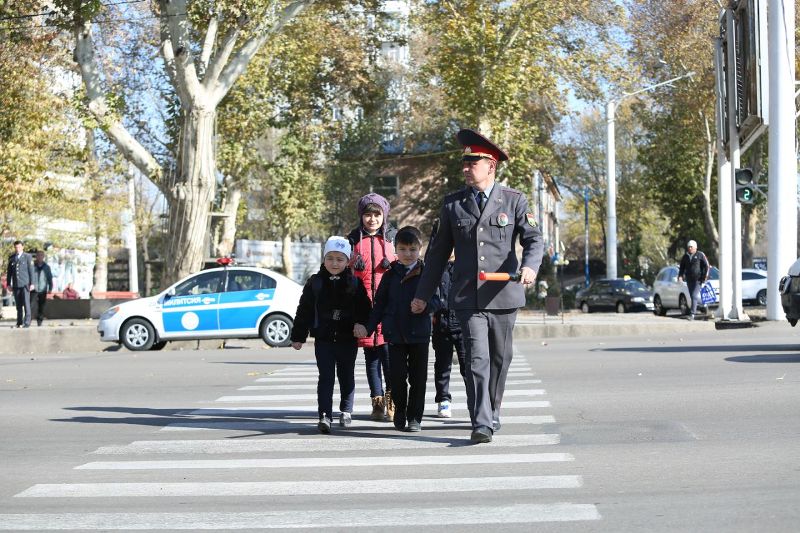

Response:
(97, 260), (303, 351)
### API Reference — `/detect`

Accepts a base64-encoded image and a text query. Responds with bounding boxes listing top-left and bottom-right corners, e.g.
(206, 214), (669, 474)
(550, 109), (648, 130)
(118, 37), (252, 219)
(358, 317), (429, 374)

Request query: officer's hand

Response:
(291, 342), (303, 350)
(410, 298), (427, 314)
(519, 267), (536, 285)
(353, 324), (367, 338)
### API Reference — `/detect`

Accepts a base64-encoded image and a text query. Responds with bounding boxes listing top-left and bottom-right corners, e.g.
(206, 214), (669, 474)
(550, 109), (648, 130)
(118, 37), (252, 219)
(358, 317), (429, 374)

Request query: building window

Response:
(371, 175), (399, 199)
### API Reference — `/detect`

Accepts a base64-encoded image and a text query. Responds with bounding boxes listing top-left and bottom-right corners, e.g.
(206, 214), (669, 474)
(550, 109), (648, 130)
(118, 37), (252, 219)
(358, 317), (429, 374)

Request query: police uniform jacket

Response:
(416, 184), (544, 310)
(6, 252), (35, 289)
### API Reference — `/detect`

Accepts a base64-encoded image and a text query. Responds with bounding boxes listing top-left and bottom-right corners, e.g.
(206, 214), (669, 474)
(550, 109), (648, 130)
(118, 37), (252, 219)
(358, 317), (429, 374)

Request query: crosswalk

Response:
(2, 349), (600, 529)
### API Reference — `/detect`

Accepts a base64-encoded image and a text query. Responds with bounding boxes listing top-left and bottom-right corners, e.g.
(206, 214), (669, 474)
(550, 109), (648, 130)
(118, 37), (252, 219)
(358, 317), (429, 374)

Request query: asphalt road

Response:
(0, 321), (798, 531)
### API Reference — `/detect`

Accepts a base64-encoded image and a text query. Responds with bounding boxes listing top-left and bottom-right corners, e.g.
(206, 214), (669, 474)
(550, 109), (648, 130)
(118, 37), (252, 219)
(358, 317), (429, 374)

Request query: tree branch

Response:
(203, 24), (240, 91)
(73, 19), (162, 184)
(160, 0), (202, 103)
(210, 0), (315, 105)
(199, 16), (219, 74)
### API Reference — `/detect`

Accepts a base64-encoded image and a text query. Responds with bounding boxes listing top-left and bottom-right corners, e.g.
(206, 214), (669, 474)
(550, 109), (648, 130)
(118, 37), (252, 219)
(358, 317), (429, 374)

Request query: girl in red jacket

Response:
(347, 193), (397, 421)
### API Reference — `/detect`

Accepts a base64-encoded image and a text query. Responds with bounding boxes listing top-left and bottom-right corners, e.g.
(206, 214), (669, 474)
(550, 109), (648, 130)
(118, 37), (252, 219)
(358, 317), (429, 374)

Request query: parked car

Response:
(575, 278), (654, 313)
(741, 268), (767, 306)
(97, 263), (303, 351)
(779, 257), (800, 327)
(652, 265), (720, 316)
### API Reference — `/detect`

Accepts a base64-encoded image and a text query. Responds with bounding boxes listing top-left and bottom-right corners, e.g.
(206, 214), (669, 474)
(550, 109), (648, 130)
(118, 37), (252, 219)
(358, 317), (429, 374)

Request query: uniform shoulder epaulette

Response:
(444, 189), (468, 202)
(499, 185), (523, 197)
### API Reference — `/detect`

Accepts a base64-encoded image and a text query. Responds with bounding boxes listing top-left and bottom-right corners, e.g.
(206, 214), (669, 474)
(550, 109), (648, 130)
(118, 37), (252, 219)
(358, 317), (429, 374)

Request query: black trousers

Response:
(13, 287), (31, 327)
(31, 291), (47, 323)
(432, 330), (466, 403)
(314, 340), (357, 419)
(388, 342), (429, 424)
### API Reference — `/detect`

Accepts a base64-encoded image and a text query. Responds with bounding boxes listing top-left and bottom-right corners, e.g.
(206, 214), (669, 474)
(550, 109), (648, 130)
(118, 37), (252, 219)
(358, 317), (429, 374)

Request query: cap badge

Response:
(497, 213), (509, 227)
(526, 213), (537, 227)
(464, 146), (472, 154)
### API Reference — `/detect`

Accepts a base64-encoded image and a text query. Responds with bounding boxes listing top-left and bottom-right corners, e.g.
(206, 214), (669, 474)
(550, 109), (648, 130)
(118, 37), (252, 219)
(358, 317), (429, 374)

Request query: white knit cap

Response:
(687, 240), (697, 248)
(323, 236), (351, 260)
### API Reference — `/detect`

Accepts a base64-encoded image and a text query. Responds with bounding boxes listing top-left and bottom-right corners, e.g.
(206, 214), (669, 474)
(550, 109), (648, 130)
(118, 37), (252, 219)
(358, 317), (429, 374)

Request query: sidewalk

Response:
(0, 306), (753, 355)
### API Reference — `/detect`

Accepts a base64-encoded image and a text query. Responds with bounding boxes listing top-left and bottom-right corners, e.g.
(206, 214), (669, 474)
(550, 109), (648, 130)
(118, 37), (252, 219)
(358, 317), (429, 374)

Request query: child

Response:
(291, 236), (372, 434)
(359, 226), (432, 432)
(430, 252), (466, 418)
(347, 193), (397, 421)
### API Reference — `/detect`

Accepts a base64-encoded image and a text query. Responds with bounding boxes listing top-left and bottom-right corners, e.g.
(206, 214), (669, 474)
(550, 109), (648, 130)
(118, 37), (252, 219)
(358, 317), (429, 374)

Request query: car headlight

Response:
(631, 297), (644, 302)
(100, 306), (120, 320)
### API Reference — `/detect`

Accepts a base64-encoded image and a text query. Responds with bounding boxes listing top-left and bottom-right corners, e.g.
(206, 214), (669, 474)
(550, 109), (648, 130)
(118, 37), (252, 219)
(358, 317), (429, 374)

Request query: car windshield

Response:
(708, 267), (720, 281)
(624, 280), (647, 291)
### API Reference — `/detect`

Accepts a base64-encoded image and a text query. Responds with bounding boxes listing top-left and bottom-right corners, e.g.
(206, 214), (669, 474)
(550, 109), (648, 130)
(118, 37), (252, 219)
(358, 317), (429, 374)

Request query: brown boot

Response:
(385, 390), (395, 422)
(370, 396), (385, 421)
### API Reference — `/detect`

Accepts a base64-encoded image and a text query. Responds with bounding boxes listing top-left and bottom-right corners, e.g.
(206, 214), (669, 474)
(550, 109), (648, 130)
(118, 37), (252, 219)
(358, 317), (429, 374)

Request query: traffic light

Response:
(735, 168), (755, 204)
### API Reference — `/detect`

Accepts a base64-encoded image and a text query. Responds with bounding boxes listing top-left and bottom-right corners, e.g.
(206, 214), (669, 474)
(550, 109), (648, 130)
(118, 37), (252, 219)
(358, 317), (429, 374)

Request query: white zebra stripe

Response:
(93, 434), (560, 455)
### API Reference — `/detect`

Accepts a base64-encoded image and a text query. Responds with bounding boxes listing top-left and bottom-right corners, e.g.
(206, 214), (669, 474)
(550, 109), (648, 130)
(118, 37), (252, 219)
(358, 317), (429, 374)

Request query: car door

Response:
(592, 281), (612, 310)
(663, 267), (682, 308)
(160, 270), (225, 337)
(217, 269), (277, 333)
(741, 270), (765, 300)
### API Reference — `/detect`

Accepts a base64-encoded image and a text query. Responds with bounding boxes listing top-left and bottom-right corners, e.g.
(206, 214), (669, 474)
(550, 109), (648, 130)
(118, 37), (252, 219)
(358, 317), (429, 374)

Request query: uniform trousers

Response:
(432, 330), (466, 403)
(314, 340), (357, 419)
(388, 342), (428, 425)
(13, 287), (31, 327)
(455, 309), (517, 430)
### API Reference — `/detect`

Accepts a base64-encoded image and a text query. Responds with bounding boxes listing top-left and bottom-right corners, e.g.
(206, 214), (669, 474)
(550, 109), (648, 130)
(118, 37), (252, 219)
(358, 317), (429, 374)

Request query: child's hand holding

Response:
(353, 324), (367, 338)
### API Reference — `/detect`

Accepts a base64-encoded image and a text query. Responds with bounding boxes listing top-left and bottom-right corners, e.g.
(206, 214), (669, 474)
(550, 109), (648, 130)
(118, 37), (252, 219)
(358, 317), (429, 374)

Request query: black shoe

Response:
(317, 416), (332, 434)
(406, 420), (421, 432)
(492, 418), (501, 432)
(470, 426), (493, 443)
(37, 320), (43, 327)
(22, 324), (30, 328)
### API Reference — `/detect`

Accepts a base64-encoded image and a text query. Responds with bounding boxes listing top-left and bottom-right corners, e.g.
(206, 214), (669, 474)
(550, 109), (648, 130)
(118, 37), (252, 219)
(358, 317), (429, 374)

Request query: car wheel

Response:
(616, 301), (626, 314)
(120, 318), (156, 351)
(261, 314), (293, 347)
(756, 289), (766, 306)
(580, 301), (590, 313)
(151, 341), (167, 351)
(653, 295), (667, 316)
(679, 294), (690, 316)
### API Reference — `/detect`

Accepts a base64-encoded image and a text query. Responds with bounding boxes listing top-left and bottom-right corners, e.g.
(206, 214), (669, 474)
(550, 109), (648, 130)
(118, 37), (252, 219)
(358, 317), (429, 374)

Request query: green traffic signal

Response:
(734, 168), (755, 204)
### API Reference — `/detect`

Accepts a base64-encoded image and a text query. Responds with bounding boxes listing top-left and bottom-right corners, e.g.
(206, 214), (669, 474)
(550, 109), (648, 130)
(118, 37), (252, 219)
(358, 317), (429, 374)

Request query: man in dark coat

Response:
(411, 129), (544, 443)
(677, 239), (709, 320)
(6, 240), (35, 328)
(32, 250), (53, 326)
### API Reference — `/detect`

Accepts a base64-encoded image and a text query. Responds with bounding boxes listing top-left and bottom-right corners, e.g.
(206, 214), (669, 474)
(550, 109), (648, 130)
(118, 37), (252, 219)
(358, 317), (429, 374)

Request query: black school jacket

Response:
(366, 260), (432, 345)
(291, 266), (371, 344)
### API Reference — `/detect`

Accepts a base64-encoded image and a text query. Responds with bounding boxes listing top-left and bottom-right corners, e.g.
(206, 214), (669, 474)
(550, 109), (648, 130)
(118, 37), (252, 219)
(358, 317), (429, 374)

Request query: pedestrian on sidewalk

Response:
(290, 237), (372, 434)
(411, 129), (544, 444)
(677, 240), (709, 320)
(6, 240), (35, 328)
(347, 193), (397, 422)
(32, 250), (53, 326)
(359, 226), (433, 433)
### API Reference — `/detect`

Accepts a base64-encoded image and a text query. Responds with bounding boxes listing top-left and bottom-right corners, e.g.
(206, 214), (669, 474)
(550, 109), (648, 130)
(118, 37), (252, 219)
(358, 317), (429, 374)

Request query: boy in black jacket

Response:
(291, 236), (372, 434)
(358, 226), (432, 432)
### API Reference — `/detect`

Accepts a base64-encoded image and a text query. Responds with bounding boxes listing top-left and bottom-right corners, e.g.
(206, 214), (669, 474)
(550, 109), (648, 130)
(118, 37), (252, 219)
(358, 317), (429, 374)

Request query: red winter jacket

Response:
(348, 226), (396, 347)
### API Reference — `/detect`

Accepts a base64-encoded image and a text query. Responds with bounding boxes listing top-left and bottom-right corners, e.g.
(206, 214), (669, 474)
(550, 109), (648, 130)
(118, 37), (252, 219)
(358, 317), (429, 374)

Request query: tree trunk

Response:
(164, 108), (217, 286)
(93, 224), (109, 295)
(742, 208), (757, 268)
(214, 176), (242, 258)
(281, 231), (293, 281)
(702, 117), (720, 264)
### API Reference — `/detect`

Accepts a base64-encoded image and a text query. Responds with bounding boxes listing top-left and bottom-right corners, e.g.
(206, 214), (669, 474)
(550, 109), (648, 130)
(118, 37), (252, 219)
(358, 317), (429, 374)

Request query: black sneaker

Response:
(470, 426), (493, 444)
(318, 416), (332, 434)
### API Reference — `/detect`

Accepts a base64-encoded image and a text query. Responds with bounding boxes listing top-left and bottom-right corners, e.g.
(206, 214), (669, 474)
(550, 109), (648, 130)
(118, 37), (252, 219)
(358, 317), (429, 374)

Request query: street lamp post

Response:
(605, 72), (695, 279)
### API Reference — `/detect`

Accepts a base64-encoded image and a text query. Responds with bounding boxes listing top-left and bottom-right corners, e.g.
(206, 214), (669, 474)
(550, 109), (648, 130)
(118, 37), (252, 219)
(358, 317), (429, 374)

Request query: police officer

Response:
(411, 129), (544, 443)
(6, 240), (35, 328)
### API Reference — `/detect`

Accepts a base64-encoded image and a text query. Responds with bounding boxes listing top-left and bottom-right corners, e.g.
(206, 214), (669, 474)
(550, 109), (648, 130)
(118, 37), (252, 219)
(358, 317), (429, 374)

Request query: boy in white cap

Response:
(291, 236), (372, 433)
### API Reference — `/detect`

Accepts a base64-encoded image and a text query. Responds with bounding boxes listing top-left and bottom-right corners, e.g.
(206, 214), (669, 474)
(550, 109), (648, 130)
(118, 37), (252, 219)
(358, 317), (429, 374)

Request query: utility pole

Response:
(767, 0), (797, 319)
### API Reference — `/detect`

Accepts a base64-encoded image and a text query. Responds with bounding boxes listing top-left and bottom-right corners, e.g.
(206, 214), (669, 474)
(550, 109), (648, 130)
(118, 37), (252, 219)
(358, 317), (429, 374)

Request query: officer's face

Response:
(13, 243), (23, 255)
(396, 242), (420, 267)
(323, 252), (348, 275)
(462, 158), (495, 190)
